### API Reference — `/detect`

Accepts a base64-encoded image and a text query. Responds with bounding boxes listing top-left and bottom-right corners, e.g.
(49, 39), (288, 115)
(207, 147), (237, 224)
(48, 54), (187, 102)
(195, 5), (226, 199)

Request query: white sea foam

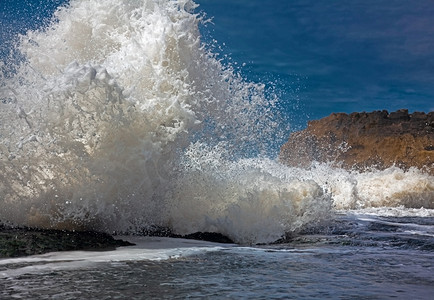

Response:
(169, 147), (332, 244)
(0, 0), (432, 244)
(294, 164), (434, 211)
(0, 237), (230, 279)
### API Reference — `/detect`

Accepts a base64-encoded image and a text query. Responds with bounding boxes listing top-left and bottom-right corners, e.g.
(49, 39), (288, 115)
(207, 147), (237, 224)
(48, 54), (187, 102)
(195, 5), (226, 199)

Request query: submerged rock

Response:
(0, 223), (134, 258)
(280, 109), (434, 174)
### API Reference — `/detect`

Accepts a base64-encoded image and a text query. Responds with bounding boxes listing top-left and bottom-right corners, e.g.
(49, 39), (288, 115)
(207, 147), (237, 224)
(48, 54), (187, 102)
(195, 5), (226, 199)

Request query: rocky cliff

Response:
(280, 109), (434, 174)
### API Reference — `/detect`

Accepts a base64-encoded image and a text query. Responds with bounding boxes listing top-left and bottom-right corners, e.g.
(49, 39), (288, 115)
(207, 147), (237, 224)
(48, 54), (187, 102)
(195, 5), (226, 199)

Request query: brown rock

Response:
(280, 109), (434, 174)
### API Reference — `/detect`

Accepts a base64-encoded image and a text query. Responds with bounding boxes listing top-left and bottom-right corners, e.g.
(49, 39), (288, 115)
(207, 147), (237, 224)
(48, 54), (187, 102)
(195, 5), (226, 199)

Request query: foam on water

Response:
(0, 236), (230, 279)
(291, 164), (434, 211)
(0, 0), (432, 244)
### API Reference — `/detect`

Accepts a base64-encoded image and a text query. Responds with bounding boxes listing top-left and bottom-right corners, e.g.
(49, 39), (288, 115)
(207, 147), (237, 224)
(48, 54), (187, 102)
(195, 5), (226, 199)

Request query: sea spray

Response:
(1, 0), (205, 230)
(0, 0), (321, 243)
(170, 144), (331, 244)
(288, 163), (434, 211)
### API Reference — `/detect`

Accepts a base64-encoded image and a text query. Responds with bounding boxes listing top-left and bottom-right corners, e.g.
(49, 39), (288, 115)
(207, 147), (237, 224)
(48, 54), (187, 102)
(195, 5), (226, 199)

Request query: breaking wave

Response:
(0, 0), (432, 244)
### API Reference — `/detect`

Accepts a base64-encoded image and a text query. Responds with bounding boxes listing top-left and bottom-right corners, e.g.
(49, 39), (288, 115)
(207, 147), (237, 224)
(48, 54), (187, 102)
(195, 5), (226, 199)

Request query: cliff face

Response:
(280, 109), (434, 174)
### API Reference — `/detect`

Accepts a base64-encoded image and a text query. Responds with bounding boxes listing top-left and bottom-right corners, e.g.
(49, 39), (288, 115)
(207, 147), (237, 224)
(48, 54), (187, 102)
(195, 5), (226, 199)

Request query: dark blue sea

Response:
(0, 1), (433, 299)
(199, 0), (434, 122)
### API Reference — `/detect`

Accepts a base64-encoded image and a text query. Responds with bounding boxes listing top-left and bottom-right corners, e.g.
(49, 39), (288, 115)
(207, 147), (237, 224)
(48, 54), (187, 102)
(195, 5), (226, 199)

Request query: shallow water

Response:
(1, 213), (433, 299)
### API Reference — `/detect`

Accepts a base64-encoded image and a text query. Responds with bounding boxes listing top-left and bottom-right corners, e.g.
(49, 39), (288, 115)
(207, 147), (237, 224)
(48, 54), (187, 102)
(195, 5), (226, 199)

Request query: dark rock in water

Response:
(181, 232), (234, 244)
(137, 225), (234, 244)
(280, 109), (434, 174)
(0, 223), (134, 258)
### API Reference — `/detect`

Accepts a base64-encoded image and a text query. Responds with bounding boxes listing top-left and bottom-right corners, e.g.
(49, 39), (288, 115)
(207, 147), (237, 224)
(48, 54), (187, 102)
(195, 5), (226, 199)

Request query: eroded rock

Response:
(280, 109), (434, 174)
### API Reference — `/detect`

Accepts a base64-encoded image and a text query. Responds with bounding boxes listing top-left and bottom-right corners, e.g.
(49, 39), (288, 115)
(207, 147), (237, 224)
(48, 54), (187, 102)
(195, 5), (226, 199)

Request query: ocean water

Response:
(0, 0), (433, 299)
(199, 0), (434, 122)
